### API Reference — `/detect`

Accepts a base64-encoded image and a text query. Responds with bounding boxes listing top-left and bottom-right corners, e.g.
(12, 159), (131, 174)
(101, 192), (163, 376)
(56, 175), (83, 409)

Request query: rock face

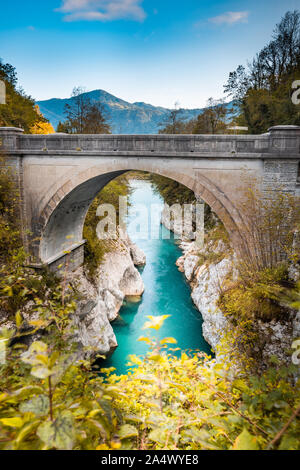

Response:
(1, 231), (146, 360)
(96, 231), (145, 322)
(176, 239), (232, 351)
(161, 201), (300, 368)
(71, 230), (146, 358)
(72, 272), (118, 358)
(161, 204), (184, 238)
(176, 236), (300, 367)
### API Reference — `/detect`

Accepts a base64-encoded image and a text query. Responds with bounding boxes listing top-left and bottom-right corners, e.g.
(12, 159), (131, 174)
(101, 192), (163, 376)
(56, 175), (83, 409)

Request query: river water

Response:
(101, 179), (211, 374)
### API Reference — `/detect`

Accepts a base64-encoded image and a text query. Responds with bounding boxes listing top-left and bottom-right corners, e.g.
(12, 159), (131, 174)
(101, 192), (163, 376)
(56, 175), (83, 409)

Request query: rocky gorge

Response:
(71, 229), (146, 359)
(161, 206), (300, 368)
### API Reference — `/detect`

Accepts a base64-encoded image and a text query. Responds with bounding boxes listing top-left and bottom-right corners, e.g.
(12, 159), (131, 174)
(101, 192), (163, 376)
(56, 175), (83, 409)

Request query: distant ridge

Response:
(37, 89), (233, 135)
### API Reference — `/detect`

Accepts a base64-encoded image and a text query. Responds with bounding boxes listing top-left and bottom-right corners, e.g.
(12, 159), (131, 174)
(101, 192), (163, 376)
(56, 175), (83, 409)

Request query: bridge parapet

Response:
(0, 127), (24, 152)
(0, 125), (299, 158)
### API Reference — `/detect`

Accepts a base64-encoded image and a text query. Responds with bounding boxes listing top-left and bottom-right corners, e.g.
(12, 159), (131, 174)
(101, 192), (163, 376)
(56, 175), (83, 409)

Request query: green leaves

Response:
(21, 341), (48, 365)
(278, 435), (299, 450)
(233, 429), (260, 450)
(119, 425), (138, 440)
(148, 428), (166, 446)
(21, 341), (52, 379)
(19, 395), (50, 417)
(20, 341), (62, 380)
(0, 417), (23, 428)
(37, 412), (74, 450)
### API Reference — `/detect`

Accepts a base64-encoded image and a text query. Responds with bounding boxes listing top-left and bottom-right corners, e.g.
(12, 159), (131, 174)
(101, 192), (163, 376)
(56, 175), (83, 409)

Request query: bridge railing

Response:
(0, 125), (300, 157)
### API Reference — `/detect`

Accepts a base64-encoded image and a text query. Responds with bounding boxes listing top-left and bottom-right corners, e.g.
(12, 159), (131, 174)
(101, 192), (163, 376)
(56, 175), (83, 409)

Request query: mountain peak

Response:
(37, 89), (231, 134)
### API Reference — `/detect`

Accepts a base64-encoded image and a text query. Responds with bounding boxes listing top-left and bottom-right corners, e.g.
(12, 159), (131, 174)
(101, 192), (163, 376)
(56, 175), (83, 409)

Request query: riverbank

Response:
(69, 227), (146, 359)
(162, 207), (300, 369)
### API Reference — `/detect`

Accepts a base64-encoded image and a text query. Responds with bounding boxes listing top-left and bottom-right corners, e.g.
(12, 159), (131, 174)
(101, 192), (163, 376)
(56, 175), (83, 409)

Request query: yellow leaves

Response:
(96, 444), (110, 450)
(14, 420), (41, 449)
(87, 409), (102, 419)
(138, 336), (153, 345)
(110, 440), (122, 449)
(0, 393), (9, 403)
(148, 428), (166, 446)
(160, 337), (177, 345)
(96, 441), (121, 450)
(181, 352), (189, 362)
(143, 315), (170, 331)
(0, 417), (23, 428)
(35, 354), (49, 366)
(30, 121), (55, 135)
(127, 355), (143, 366)
(15, 311), (23, 328)
(147, 353), (164, 363)
(2, 285), (13, 297)
(232, 379), (249, 394)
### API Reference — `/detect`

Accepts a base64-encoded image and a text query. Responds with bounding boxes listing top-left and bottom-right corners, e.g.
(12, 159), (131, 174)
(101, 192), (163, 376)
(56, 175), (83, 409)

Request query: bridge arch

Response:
(33, 161), (248, 269)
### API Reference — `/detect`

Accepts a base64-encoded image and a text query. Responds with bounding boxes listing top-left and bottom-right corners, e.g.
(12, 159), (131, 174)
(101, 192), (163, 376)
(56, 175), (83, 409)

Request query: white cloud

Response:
(56, 0), (146, 22)
(209, 11), (249, 26)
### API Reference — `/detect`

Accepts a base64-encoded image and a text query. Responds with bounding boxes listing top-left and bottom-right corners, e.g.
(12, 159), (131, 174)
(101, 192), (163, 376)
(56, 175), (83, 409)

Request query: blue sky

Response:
(1, 0), (299, 108)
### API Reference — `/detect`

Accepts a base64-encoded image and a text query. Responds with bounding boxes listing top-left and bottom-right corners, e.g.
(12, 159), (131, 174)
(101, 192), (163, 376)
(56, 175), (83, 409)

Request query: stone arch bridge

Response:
(1, 126), (299, 272)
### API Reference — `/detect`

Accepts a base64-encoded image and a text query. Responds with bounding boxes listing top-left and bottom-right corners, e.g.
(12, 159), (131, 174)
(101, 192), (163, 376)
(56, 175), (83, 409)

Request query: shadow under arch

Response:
(35, 163), (248, 265)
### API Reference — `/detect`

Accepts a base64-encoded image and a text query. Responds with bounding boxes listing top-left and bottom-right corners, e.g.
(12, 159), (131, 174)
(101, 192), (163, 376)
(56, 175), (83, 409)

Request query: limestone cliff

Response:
(162, 204), (300, 367)
(176, 239), (232, 352)
(2, 231), (146, 360)
(176, 237), (300, 367)
(68, 230), (146, 359)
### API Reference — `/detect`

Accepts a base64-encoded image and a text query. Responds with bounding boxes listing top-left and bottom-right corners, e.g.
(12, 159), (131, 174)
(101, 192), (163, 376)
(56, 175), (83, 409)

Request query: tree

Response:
(0, 59), (47, 133)
(0, 59), (17, 86)
(159, 102), (186, 134)
(30, 121), (55, 135)
(193, 98), (228, 134)
(56, 121), (70, 133)
(30, 106), (55, 134)
(224, 10), (300, 133)
(224, 65), (250, 103)
(62, 87), (111, 134)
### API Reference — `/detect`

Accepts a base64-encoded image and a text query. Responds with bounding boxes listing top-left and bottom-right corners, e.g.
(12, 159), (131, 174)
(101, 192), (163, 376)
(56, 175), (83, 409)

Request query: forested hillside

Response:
(224, 10), (300, 133)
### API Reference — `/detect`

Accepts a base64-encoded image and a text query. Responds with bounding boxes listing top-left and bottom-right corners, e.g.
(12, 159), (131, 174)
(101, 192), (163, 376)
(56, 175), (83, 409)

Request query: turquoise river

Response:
(102, 179), (211, 374)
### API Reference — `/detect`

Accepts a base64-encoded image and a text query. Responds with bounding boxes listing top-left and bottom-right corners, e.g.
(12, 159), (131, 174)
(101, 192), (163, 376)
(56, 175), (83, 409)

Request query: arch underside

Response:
(35, 163), (248, 265)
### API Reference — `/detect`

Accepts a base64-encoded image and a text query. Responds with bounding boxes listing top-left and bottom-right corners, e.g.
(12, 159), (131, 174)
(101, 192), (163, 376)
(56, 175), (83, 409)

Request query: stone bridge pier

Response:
(0, 125), (299, 272)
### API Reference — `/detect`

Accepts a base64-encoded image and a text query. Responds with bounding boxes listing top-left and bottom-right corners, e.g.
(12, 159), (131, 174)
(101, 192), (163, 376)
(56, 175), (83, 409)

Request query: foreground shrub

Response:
(0, 316), (299, 450)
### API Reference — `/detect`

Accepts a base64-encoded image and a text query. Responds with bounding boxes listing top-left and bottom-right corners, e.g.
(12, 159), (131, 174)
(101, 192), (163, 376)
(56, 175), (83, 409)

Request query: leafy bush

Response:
(0, 159), (22, 262)
(0, 316), (299, 450)
(218, 265), (293, 323)
(240, 186), (300, 273)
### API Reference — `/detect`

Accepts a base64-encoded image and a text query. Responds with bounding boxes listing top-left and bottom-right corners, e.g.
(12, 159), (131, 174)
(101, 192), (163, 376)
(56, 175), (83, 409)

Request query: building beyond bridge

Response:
(0, 126), (299, 272)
